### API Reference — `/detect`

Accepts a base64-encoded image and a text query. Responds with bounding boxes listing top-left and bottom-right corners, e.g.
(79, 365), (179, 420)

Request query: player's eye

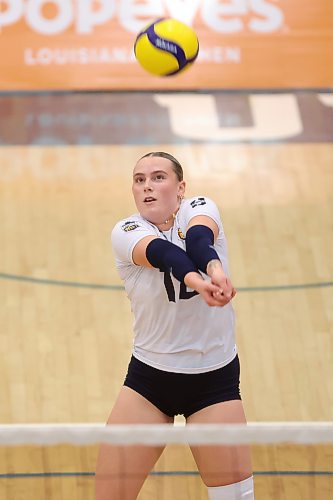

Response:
(134, 177), (144, 183)
(154, 174), (165, 181)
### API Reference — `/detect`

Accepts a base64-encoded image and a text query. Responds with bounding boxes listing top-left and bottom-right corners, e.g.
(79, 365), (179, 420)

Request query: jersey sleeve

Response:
(182, 196), (223, 230)
(111, 219), (157, 264)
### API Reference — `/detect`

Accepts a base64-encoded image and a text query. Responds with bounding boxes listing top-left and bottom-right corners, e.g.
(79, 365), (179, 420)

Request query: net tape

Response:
(0, 422), (333, 446)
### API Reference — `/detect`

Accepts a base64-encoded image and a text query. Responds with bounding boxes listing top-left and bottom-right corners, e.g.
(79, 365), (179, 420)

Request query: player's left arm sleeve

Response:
(184, 197), (223, 273)
(185, 224), (220, 274)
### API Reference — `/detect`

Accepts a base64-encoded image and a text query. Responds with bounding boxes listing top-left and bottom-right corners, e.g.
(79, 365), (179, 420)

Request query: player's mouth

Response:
(144, 196), (156, 204)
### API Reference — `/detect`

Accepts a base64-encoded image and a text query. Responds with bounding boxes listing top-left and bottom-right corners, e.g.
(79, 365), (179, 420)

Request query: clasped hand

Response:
(184, 268), (236, 308)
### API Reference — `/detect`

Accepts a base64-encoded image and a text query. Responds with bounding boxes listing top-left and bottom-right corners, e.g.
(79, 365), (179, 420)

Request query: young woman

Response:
(95, 152), (254, 500)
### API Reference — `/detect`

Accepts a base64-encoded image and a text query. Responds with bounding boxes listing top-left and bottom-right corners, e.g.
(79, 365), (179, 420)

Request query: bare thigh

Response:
(95, 386), (173, 500)
(187, 400), (253, 487)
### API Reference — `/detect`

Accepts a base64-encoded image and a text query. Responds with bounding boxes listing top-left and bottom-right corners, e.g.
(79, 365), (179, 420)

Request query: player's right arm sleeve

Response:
(146, 238), (198, 283)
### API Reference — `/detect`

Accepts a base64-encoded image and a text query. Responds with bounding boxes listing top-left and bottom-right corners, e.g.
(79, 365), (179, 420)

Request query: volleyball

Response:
(134, 18), (199, 77)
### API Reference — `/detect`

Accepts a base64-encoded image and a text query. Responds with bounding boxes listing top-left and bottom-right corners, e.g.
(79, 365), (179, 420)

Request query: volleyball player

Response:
(95, 152), (254, 500)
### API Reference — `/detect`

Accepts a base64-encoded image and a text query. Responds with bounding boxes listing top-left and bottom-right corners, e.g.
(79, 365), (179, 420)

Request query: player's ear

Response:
(178, 181), (186, 199)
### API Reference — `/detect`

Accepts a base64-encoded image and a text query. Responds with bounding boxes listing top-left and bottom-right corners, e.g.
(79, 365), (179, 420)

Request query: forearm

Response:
(146, 238), (200, 283)
(186, 227), (234, 299)
(184, 271), (205, 290)
(186, 225), (221, 274)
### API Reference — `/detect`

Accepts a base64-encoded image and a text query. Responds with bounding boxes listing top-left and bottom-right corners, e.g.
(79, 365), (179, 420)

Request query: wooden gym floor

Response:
(0, 90), (332, 499)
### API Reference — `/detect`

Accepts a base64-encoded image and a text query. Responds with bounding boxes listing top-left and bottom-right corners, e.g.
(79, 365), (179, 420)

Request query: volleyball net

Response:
(0, 422), (332, 500)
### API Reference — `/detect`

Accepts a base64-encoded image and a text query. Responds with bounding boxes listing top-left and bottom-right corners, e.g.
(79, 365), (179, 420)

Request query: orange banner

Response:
(0, 0), (332, 91)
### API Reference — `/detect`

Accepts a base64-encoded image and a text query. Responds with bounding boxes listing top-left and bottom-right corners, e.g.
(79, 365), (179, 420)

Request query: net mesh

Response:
(0, 422), (332, 500)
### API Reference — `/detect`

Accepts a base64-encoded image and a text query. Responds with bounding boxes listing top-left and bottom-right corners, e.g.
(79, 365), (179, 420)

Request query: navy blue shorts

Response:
(123, 355), (241, 418)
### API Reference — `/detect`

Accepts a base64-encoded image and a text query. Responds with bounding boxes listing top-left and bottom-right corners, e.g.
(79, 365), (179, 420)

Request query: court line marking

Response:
(0, 273), (332, 292)
(0, 470), (332, 479)
(0, 88), (332, 97)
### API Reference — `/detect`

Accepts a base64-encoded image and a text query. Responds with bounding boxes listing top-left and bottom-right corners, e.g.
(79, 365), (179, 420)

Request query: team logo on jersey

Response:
(190, 197), (206, 208)
(177, 228), (185, 240)
(121, 221), (140, 232)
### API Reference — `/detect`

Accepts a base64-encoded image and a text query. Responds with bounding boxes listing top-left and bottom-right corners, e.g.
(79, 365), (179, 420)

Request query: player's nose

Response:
(144, 179), (152, 190)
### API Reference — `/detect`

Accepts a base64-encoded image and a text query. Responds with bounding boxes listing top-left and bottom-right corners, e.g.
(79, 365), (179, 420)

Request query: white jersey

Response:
(111, 196), (237, 374)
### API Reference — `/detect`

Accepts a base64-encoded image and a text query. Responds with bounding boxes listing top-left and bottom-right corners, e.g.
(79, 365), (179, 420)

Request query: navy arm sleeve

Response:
(185, 225), (220, 274)
(146, 238), (198, 283)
